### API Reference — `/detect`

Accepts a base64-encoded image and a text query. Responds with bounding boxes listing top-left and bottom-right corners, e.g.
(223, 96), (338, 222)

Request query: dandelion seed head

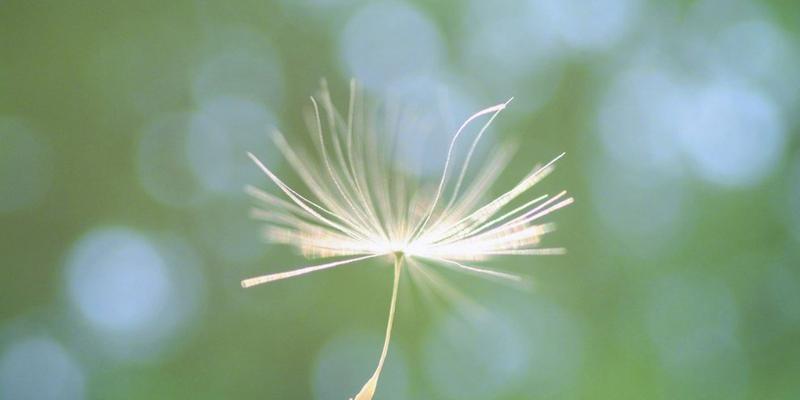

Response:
(241, 79), (572, 399)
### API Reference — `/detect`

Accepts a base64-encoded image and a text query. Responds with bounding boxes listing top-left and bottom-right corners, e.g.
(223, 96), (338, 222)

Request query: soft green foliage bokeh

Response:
(1, 0), (799, 399)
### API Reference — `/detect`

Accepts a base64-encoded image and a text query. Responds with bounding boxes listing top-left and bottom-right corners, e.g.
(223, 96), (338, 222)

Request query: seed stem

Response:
(352, 254), (403, 400)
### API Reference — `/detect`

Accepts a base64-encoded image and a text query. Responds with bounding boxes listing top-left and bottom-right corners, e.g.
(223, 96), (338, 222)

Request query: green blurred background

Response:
(1, 0), (799, 399)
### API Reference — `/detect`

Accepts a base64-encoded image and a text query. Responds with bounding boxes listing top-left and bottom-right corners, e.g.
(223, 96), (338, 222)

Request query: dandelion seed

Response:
(241, 80), (573, 400)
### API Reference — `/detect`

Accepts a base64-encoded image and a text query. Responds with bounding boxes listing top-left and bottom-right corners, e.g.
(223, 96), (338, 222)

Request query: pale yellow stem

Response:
(352, 255), (403, 400)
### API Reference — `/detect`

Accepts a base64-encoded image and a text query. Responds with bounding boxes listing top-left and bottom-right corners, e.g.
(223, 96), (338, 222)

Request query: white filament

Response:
(241, 82), (572, 400)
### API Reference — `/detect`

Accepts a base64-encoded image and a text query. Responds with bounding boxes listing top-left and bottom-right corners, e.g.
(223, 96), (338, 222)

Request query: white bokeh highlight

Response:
(598, 57), (786, 189)
(462, 0), (639, 110)
(596, 64), (688, 178)
(596, 0), (794, 190)
(0, 336), (85, 400)
(715, 19), (800, 106)
(537, 0), (641, 52)
(675, 79), (785, 188)
(686, 0), (800, 107)
(495, 294), (584, 397)
(192, 24), (283, 109)
(187, 96), (277, 196)
(423, 311), (529, 399)
(67, 228), (170, 334)
(339, 1), (444, 90)
(461, 0), (563, 111)
(65, 227), (204, 362)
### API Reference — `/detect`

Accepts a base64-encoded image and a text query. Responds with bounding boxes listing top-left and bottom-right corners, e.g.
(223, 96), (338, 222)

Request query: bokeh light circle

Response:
(717, 19), (798, 94)
(65, 227), (205, 362)
(490, 293), (585, 397)
(537, 0), (641, 52)
(423, 311), (529, 399)
(596, 65), (688, 177)
(186, 96), (277, 196)
(683, 0), (800, 111)
(192, 24), (284, 109)
(675, 79), (785, 188)
(0, 336), (85, 400)
(597, 52), (785, 189)
(460, 0), (563, 111)
(339, 1), (444, 90)
(66, 228), (170, 334)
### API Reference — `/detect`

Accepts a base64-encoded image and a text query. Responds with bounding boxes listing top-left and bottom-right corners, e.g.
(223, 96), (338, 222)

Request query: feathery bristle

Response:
(242, 80), (572, 400)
